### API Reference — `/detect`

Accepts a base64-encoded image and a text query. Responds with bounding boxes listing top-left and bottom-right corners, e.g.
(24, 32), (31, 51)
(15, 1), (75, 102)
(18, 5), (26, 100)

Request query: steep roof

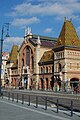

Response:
(55, 18), (80, 48)
(8, 45), (18, 67)
(39, 50), (53, 65)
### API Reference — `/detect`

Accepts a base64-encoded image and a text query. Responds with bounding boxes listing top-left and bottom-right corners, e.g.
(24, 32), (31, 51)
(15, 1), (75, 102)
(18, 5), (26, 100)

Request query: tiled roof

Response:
(12, 61), (18, 68)
(55, 19), (80, 48)
(8, 45), (18, 67)
(41, 41), (54, 47)
(39, 50), (53, 64)
(28, 34), (57, 48)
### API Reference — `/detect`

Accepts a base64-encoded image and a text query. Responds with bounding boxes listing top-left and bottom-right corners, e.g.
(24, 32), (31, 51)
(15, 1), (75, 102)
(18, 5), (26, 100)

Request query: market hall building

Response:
(18, 27), (56, 90)
(10, 18), (80, 92)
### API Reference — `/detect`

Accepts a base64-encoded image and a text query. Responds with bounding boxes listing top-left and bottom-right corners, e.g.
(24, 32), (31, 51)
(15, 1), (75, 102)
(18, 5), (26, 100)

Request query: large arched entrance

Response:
(57, 76), (61, 89)
(70, 78), (79, 93)
(24, 76), (28, 89)
(41, 78), (44, 90)
(50, 76), (54, 90)
(70, 78), (79, 88)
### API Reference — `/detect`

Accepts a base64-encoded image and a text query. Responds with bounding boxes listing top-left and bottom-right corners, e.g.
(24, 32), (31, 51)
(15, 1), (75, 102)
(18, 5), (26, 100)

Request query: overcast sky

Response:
(0, 0), (80, 52)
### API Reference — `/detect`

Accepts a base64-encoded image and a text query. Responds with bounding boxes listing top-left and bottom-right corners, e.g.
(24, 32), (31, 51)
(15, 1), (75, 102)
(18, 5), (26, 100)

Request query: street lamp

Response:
(42, 65), (44, 90)
(0, 23), (10, 96)
(42, 54), (45, 91)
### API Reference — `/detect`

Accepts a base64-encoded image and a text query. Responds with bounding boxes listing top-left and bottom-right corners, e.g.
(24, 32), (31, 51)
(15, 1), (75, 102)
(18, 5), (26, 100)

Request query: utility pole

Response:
(0, 23), (10, 96)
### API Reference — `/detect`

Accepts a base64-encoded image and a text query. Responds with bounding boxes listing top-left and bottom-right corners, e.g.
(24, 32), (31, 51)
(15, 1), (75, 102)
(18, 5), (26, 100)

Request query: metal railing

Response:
(1, 90), (80, 117)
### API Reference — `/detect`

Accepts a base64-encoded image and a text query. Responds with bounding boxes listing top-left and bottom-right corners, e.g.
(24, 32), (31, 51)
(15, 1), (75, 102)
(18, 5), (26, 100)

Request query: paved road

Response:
(0, 97), (80, 120)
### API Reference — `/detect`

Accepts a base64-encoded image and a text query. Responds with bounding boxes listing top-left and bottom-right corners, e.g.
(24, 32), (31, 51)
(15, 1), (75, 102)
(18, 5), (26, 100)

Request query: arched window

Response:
(41, 67), (43, 73)
(58, 63), (62, 72)
(32, 56), (34, 71)
(22, 59), (24, 68)
(26, 47), (30, 66)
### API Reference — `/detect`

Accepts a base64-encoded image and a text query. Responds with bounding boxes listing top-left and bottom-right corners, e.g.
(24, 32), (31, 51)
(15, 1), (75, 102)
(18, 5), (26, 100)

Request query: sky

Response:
(0, 0), (80, 52)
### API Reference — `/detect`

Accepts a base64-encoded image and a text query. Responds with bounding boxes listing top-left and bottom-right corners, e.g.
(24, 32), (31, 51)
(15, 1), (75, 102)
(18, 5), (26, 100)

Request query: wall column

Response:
(22, 76), (24, 87)
(35, 37), (41, 90)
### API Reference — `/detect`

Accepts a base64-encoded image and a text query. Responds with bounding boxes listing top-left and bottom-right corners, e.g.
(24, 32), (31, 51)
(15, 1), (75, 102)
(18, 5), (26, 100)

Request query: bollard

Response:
(22, 94), (24, 104)
(2, 95), (3, 99)
(12, 93), (14, 101)
(28, 95), (30, 106)
(2, 92), (3, 99)
(45, 97), (47, 110)
(16, 93), (18, 103)
(57, 99), (59, 113)
(36, 96), (38, 108)
(71, 100), (73, 117)
(8, 92), (10, 100)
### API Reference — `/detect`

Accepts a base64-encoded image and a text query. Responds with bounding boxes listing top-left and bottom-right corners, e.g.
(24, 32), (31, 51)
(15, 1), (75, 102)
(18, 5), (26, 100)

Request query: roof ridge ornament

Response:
(64, 17), (72, 22)
(37, 36), (41, 45)
(25, 27), (32, 36)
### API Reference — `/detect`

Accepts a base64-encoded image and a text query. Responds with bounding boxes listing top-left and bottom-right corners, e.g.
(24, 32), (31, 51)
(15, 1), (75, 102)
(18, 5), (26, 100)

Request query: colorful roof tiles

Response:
(8, 45), (18, 67)
(55, 18), (80, 48)
(39, 50), (53, 65)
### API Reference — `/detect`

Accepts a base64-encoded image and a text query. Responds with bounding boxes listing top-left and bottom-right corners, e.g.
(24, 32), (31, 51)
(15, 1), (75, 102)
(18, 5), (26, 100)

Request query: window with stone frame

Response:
(49, 66), (51, 73)
(46, 67), (48, 73)
(58, 63), (62, 72)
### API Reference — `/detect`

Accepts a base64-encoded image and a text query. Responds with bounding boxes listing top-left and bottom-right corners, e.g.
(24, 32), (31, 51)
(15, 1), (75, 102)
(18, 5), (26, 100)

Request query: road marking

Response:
(0, 99), (71, 120)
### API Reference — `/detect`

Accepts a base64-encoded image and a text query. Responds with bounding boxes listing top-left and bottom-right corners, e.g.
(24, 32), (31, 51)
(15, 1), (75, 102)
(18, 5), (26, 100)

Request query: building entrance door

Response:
(41, 78), (44, 90)
(70, 78), (79, 94)
(24, 76), (28, 89)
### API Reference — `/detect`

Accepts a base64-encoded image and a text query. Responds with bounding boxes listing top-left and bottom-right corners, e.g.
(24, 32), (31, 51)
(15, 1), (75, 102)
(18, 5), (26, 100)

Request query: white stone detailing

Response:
(26, 66), (30, 74)
(35, 44), (41, 89)
(25, 27), (32, 36)
(36, 36), (41, 45)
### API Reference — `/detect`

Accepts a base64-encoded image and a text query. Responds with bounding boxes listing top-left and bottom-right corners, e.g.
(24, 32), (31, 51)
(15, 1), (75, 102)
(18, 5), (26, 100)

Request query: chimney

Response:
(64, 17), (66, 22)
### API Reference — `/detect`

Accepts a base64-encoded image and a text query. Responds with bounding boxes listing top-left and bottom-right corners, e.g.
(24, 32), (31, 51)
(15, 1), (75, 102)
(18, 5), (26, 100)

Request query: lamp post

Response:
(42, 65), (44, 90)
(0, 23), (10, 96)
(42, 54), (44, 91)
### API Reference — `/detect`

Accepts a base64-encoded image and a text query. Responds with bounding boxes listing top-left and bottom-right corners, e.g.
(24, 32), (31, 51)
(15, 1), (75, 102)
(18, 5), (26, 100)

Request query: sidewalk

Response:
(0, 97), (80, 120)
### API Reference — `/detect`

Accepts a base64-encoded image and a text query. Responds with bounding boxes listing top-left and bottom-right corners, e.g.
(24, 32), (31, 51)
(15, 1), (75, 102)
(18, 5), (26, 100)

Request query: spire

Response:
(55, 17), (79, 47)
